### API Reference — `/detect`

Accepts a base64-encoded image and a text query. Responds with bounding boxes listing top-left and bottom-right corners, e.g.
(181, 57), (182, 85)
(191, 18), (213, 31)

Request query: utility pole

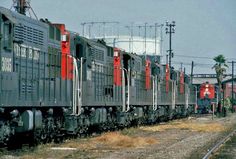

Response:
(184, 67), (186, 74)
(166, 54), (168, 65)
(103, 22), (106, 39)
(131, 23), (134, 53)
(232, 61), (234, 112)
(191, 61), (194, 84)
(13, 0), (38, 19)
(88, 24), (92, 38)
(144, 22), (147, 59)
(81, 23), (85, 36)
(125, 23), (134, 53)
(160, 24), (164, 63)
(180, 62), (183, 72)
(14, 0), (28, 15)
(230, 61), (235, 112)
(154, 23), (157, 56)
(165, 21), (175, 68)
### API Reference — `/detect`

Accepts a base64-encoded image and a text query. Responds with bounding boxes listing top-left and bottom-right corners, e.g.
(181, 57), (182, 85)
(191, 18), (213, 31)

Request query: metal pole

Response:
(82, 23), (85, 36)
(223, 84), (225, 115)
(191, 61), (194, 84)
(160, 24), (163, 63)
(232, 61), (234, 112)
(184, 67), (186, 77)
(169, 25), (172, 67)
(154, 23), (157, 55)
(144, 22), (147, 59)
(103, 22), (106, 39)
(212, 103), (214, 120)
(166, 21), (175, 68)
(88, 25), (91, 38)
(138, 26), (141, 36)
(131, 23), (134, 53)
(166, 54), (168, 65)
(125, 26), (131, 53)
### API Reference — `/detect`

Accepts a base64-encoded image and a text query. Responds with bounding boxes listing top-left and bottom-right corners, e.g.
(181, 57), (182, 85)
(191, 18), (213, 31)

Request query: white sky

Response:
(1, 0), (236, 74)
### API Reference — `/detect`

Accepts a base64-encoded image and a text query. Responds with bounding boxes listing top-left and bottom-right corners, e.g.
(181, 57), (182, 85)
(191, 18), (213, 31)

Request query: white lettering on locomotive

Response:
(13, 43), (40, 61)
(92, 61), (104, 73)
(1, 57), (12, 72)
(33, 49), (40, 60)
(28, 48), (33, 59)
(14, 43), (21, 57)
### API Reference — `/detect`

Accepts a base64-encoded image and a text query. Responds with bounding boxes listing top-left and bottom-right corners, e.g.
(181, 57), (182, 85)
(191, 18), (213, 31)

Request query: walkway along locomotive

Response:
(0, 6), (197, 145)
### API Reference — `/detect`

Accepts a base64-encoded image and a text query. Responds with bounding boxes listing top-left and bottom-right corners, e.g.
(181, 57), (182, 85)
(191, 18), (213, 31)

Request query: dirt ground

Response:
(1, 114), (236, 159)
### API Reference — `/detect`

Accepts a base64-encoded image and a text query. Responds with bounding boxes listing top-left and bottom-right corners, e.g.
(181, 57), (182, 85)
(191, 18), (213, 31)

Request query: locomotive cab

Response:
(0, 9), (17, 106)
(122, 52), (138, 86)
(1, 12), (14, 52)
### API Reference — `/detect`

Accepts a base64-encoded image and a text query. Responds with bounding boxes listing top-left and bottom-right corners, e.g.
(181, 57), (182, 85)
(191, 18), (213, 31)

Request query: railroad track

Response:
(202, 128), (236, 159)
(190, 113), (212, 118)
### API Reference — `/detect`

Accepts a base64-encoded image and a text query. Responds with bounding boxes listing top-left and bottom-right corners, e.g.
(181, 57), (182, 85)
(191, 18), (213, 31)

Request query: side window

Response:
(49, 25), (54, 39)
(76, 44), (83, 59)
(3, 22), (12, 50)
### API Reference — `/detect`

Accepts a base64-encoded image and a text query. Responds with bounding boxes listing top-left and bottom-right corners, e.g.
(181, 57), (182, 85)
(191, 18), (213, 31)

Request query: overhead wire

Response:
(174, 54), (236, 60)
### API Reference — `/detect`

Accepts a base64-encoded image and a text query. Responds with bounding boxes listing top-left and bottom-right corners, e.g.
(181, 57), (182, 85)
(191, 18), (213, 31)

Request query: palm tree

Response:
(212, 54), (228, 111)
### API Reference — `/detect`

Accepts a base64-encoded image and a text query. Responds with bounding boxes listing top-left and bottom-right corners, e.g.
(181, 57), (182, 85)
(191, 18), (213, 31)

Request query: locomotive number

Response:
(1, 57), (12, 72)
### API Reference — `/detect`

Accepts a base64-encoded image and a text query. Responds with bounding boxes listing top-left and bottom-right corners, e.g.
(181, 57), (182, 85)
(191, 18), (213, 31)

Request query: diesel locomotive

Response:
(0, 5), (196, 145)
(197, 82), (216, 114)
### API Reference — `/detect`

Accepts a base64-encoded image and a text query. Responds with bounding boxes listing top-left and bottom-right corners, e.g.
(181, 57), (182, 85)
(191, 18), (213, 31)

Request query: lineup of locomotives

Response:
(0, 6), (196, 146)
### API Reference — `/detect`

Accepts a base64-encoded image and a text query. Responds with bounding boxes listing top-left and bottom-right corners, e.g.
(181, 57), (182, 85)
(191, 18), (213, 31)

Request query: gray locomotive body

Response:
(0, 6), (196, 145)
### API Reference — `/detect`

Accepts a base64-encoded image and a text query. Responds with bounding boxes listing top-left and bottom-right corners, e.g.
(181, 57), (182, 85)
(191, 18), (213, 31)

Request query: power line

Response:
(172, 61), (214, 66)
(174, 54), (212, 59)
(174, 54), (236, 60)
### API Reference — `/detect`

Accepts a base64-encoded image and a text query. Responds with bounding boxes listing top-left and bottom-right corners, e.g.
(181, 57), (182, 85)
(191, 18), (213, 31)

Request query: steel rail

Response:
(202, 129), (236, 159)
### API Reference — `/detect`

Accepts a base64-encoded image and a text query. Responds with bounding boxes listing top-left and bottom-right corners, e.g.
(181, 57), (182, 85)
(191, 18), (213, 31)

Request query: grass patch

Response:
(92, 132), (157, 149)
(139, 121), (226, 132)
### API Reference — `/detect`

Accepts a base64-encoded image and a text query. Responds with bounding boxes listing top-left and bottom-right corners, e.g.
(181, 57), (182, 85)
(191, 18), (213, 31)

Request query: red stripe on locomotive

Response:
(180, 71), (184, 94)
(113, 48), (122, 86)
(165, 64), (170, 93)
(54, 24), (73, 80)
(145, 59), (151, 90)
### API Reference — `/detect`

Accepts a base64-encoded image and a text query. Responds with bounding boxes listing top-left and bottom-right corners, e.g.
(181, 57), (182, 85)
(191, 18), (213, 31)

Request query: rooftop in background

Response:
(222, 77), (236, 84)
(192, 74), (232, 85)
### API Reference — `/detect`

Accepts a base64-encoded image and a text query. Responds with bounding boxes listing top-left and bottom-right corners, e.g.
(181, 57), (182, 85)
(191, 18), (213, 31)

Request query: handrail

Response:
(152, 75), (158, 111)
(122, 68), (130, 112)
(71, 55), (82, 116)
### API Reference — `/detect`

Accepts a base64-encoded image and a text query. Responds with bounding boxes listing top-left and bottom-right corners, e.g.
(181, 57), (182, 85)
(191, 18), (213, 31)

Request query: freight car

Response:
(0, 5), (196, 146)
